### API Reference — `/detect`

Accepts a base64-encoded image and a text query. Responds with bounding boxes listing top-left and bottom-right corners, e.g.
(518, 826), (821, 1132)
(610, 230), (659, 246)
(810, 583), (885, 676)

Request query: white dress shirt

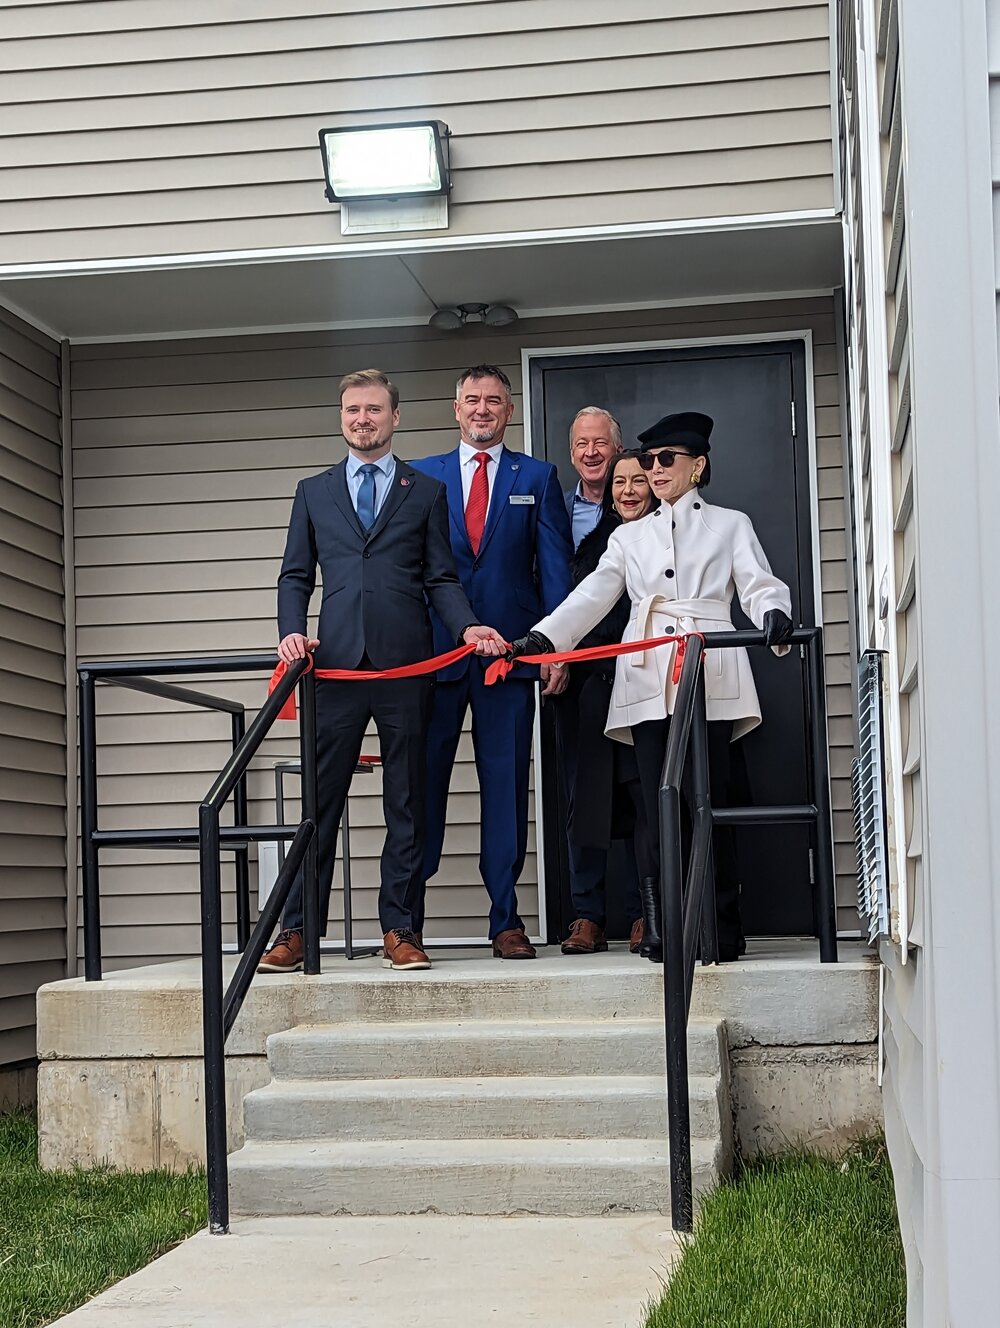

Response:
(459, 440), (504, 514)
(345, 450), (396, 521)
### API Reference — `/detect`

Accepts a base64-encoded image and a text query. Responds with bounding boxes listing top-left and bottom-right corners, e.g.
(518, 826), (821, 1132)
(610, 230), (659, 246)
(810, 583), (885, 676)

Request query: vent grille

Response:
(852, 651), (890, 942)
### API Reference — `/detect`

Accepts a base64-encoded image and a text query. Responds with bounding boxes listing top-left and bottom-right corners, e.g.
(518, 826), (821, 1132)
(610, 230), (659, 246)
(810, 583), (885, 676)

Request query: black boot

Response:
(638, 877), (663, 963)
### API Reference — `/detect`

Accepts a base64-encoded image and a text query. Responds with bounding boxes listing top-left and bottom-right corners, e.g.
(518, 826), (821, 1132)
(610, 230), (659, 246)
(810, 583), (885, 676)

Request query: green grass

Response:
(644, 1139), (906, 1328)
(0, 1111), (207, 1328)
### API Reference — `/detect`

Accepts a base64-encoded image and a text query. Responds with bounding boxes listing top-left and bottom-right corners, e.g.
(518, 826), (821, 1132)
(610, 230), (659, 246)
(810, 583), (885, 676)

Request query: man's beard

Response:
(467, 425), (498, 444)
(349, 432), (389, 452)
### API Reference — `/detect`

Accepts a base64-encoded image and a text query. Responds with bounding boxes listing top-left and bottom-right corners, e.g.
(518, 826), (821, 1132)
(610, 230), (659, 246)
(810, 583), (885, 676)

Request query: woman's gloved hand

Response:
(763, 610), (795, 647)
(505, 630), (556, 661)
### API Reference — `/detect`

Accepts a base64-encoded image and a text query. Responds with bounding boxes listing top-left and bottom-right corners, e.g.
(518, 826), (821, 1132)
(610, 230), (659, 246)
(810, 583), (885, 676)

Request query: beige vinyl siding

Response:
(69, 294), (854, 969)
(842, 0), (924, 1312)
(0, 0), (835, 265)
(841, 0), (919, 935)
(0, 306), (66, 1066)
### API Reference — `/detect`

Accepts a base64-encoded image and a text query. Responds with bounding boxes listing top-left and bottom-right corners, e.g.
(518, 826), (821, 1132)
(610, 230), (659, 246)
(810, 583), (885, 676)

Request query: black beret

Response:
(637, 411), (713, 455)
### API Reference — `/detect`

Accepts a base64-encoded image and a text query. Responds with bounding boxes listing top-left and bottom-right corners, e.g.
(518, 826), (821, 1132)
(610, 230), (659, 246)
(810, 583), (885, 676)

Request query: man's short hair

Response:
(339, 368), (399, 411)
(455, 364), (513, 402)
(569, 406), (622, 451)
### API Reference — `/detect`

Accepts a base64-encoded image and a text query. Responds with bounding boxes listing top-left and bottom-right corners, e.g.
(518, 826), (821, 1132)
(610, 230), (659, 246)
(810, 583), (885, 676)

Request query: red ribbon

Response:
(482, 633), (702, 686)
(267, 643), (477, 720)
(268, 634), (706, 720)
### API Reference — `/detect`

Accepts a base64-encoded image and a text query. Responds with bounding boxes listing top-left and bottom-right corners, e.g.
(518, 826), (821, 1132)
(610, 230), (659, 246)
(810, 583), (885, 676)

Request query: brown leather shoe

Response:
(561, 919), (608, 954)
(492, 927), (537, 960)
(382, 929), (431, 970)
(257, 928), (303, 973)
(629, 919), (644, 954)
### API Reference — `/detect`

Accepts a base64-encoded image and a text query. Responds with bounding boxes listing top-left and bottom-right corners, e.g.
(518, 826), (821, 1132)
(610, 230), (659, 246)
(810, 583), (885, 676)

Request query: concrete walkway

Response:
(55, 1215), (680, 1327)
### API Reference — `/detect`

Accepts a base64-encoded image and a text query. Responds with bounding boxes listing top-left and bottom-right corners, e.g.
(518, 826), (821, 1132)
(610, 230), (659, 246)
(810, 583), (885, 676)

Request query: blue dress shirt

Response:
(570, 481), (603, 549)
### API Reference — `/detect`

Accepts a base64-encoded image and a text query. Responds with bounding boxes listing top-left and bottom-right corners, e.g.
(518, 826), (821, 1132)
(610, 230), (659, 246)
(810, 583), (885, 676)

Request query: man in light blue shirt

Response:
(563, 406), (622, 548)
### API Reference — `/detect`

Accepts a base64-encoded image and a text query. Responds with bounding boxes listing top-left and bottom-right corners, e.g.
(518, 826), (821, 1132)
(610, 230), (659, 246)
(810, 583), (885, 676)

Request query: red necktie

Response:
(465, 451), (491, 554)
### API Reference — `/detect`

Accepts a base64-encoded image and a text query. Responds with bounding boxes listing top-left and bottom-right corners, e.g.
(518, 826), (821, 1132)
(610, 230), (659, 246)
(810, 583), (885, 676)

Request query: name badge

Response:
(509, 494), (535, 505)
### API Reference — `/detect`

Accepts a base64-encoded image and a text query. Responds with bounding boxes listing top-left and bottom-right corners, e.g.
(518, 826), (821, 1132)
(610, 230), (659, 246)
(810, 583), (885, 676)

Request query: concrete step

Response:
(265, 1017), (725, 1081)
(228, 1136), (722, 1216)
(242, 1073), (725, 1144)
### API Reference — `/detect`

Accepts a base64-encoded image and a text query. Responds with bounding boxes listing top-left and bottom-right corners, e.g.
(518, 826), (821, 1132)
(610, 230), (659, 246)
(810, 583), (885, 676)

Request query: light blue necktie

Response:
(356, 463), (378, 531)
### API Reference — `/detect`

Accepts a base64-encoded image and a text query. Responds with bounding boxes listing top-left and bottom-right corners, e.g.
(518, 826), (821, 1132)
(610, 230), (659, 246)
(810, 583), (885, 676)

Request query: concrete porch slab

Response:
(51, 1214), (680, 1327)
(38, 940), (878, 1059)
(36, 941), (881, 1170)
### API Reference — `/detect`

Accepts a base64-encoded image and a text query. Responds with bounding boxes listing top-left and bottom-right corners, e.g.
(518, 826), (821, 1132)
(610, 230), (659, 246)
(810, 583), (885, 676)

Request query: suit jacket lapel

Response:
(442, 449), (470, 549)
(477, 448), (518, 557)
(326, 462), (365, 541)
(365, 460), (416, 542)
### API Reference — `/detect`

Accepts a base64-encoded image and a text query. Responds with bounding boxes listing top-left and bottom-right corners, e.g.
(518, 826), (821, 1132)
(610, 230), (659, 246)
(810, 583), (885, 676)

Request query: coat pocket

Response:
(619, 651), (668, 705)
(704, 643), (741, 701)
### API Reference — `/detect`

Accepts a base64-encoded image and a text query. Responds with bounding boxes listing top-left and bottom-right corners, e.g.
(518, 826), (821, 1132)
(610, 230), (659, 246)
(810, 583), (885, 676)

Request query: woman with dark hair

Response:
(513, 412), (794, 962)
(560, 451), (658, 956)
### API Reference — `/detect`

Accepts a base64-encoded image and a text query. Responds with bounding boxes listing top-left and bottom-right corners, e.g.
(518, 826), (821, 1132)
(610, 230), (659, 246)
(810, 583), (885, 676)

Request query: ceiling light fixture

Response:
(428, 302), (519, 331)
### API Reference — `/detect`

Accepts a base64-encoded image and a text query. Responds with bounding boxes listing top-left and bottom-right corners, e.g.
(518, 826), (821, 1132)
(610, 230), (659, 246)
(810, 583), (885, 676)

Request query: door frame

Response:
(520, 330), (828, 945)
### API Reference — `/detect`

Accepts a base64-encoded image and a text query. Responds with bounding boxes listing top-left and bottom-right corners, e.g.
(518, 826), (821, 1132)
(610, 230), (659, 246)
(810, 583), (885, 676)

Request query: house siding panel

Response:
(0, 0), (834, 265)
(69, 294), (854, 969)
(0, 307), (65, 1069)
(843, 0), (931, 1317)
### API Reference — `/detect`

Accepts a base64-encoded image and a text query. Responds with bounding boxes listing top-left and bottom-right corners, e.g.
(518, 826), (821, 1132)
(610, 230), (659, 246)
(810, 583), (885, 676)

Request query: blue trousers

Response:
(414, 667), (535, 939)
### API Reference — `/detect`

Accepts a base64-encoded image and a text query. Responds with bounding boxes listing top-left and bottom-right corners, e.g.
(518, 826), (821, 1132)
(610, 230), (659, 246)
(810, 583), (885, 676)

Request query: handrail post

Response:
(79, 670), (102, 981)
(299, 668), (321, 975)
(806, 631), (838, 962)
(661, 774), (693, 1233)
(231, 710), (251, 952)
(199, 803), (230, 1234)
(690, 673), (719, 969)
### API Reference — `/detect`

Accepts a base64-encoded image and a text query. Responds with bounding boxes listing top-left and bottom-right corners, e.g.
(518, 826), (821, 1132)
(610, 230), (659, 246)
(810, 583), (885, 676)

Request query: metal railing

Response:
(77, 653), (321, 1232)
(660, 626), (837, 1232)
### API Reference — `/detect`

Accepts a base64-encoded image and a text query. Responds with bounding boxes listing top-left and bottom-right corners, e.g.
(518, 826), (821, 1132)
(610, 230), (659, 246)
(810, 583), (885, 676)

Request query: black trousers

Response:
(556, 704), (645, 929)
(631, 716), (744, 961)
(283, 672), (432, 936)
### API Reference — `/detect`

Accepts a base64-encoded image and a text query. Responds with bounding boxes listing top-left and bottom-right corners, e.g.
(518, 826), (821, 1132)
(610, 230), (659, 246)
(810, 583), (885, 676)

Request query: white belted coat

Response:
(533, 488), (792, 743)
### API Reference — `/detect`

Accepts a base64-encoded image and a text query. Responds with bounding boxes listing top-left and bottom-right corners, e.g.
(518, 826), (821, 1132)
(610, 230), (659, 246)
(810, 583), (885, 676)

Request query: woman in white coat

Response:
(511, 412), (794, 961)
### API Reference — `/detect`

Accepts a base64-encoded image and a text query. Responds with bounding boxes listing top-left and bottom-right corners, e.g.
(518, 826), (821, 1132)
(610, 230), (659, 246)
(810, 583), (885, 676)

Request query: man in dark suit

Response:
(557, 407), (638, 955)
(258, 369), (506, 974)
(564, 405), (622, 547)
(411, 365), (574, 959)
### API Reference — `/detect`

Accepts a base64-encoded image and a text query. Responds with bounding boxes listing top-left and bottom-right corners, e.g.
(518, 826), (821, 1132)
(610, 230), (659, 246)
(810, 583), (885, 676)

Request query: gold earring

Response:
(690, 469), (700, 484)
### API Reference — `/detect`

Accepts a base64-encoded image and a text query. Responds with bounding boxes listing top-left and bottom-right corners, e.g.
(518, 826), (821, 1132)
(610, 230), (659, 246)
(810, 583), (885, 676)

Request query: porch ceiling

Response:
(0, 220), (843, 342)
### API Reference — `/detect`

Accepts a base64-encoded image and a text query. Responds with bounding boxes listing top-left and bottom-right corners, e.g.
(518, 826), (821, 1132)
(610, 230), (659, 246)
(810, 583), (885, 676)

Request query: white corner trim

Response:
(0, 209), (839, 281)
(60, 339), (78, 980)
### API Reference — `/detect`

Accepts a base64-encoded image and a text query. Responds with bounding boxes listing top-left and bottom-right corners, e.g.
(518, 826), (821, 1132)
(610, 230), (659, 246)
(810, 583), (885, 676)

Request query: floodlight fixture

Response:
(319, 121), (451, 202)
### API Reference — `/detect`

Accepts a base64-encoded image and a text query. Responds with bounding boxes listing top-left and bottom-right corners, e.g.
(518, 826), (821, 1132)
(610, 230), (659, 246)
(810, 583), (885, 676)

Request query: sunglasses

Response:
(636, 448), (695, 472)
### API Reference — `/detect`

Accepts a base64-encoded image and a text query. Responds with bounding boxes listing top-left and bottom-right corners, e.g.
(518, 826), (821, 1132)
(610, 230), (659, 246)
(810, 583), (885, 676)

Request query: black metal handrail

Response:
(76, 652), (322, 1234)
(79, 652), (281, 979)
(659, 626), (836, 1233)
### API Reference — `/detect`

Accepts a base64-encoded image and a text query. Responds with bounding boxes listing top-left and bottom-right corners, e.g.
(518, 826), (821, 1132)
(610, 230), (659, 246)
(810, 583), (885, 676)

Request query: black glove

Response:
(505, 630), (555, 662)
(763, 609), (795, 647)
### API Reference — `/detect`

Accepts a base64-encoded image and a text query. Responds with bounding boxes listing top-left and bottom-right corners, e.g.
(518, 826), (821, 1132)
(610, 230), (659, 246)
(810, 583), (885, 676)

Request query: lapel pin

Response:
(399, 477), (410, 486)
(510, 463), (520, 471)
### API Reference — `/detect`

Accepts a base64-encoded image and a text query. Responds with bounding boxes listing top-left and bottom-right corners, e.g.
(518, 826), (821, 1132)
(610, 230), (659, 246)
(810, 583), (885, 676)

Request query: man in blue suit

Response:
(411, 365), (574, 958)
